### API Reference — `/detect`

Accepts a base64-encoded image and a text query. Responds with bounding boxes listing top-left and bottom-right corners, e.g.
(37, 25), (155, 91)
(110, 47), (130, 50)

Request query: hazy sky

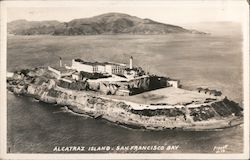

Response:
(6, 0), (247, 25)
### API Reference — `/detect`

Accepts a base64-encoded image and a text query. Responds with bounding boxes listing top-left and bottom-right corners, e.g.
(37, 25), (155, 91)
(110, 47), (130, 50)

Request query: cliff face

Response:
(7, 69), (243, 131)
(131, 98), (242, 122)
(97, 77), (152, 95)
(87, 76), (166, 96)
(58, 80), (89, 91)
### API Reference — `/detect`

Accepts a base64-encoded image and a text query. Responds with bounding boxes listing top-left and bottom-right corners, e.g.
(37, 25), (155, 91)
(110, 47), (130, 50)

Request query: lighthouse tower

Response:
(129, 56), (133, 69)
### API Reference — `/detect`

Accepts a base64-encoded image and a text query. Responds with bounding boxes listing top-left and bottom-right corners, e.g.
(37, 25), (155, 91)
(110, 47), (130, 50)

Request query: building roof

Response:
(72, 72), (79, 75)
(50, 66), (68, 72)
(48, 66), (75, 74)
(74, 58), (126, 66)
(88, 74), (128, 82)
(61, 77), (74, 81)
(168, 78), (180, 82)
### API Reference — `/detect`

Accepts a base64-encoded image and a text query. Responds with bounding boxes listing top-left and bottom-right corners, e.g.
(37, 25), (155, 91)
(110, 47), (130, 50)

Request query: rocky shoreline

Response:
(7, 68), (243, 131)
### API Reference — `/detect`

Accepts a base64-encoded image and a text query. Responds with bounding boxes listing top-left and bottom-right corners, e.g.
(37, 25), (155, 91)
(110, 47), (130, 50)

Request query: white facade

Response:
(61, 77), (74, 83)
(109, 64), (126, 75)
(72, 60), (94, 73)
(97, 65), (105, 73)
(72, 73), (80, 80)
(116, 89), (130, 96)
(168, 80), (180, 88)
(71, 59), (126, 75)
(105, 65), (112, 74)
(48, 66), (74, 79)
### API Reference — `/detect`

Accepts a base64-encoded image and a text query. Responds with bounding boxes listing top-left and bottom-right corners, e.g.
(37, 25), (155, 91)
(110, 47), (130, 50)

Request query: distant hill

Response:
(8, 13), (205, 35)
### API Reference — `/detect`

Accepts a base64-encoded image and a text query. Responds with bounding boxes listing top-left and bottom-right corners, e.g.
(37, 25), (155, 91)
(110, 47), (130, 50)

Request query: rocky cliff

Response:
(7, 68), (243, 131)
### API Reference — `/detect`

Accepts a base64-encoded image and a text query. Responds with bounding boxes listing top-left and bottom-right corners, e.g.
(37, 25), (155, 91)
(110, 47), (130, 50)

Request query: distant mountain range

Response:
(8, 12), (206, 35)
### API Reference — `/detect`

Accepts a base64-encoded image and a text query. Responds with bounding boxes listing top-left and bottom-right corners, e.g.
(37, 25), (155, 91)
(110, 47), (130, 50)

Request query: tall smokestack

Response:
(59, 57), (62, 67)
(129, 56), (133, 69)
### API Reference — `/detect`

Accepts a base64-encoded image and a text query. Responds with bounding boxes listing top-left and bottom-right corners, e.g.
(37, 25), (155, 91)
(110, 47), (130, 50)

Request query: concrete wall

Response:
(48, 66), (61, 75)
(97, 65), (106, 73)
(105, 65), (112, 74)
(72, 59), (126, 75)
(116, 89), (130, 96)
(168, 80), (180, 88)
(105, 64), (125, 75)
(113, 65), (125, 74)
(72, 60), (94, 73)
(61, 78), (74, 83)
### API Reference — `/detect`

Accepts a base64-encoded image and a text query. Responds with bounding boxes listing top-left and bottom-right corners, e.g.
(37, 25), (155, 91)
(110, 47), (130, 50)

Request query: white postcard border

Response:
(0, 0), (249, 159)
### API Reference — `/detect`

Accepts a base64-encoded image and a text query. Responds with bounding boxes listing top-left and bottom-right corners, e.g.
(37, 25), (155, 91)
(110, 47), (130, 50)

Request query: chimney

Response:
(59, 57), (62, 67)
(129, 56), (133, 69)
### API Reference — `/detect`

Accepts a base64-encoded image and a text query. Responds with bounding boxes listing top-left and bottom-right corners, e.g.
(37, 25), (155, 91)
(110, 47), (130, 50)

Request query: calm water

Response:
(7, 23), (244, 153)
(7, 93), (243, 153)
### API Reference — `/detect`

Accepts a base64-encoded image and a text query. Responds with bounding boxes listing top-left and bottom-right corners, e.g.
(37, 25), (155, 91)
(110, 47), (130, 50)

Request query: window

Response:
(93, 66), (98, 72)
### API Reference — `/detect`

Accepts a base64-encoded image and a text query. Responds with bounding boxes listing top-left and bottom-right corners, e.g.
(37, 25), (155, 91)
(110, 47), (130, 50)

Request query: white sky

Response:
(5, 0), (248, 25)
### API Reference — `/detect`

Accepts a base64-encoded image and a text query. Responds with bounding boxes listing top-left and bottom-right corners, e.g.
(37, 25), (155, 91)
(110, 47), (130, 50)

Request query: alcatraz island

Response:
(7, 56), (243, 131)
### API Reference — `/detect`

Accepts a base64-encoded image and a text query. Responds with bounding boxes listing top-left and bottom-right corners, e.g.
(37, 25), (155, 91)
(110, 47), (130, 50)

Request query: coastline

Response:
(7, 78), (243, 131)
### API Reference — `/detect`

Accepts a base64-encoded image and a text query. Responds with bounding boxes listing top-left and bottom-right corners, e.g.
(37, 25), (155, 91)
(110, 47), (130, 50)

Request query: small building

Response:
(48, 66), (74, 79)
(196, 87), (222, 96)
(206, 89), (222, 96)
(116, 89), (130, 96)
(167, 80), (180, 88)
(72, 72), (80, 80)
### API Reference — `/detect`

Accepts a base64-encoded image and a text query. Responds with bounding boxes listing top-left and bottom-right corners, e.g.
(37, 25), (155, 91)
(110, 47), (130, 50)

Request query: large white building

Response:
(71, 59), (127, 75)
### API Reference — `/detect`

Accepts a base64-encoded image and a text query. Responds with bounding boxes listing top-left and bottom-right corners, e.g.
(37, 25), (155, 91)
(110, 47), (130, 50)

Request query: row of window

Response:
(91, 65), (126, 73)
(93, 66), (98, 72)
(112, 67), (124, 73)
